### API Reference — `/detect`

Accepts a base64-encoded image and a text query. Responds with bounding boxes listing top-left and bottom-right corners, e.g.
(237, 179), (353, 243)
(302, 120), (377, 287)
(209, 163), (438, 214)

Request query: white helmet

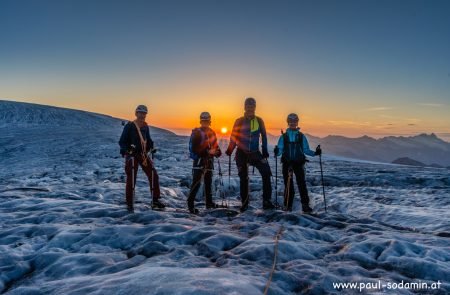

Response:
(135, 105), (148, 113)
(200, 112), (211, 121)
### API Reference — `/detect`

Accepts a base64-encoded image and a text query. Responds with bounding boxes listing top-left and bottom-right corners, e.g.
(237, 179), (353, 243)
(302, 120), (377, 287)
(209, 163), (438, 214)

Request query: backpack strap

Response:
(205, 128), (212, 150)
(133, 121), (149, 166)
(281, 132), (289, 163)
(133, 121), (147, 149)
(283, 132), (289, 146)
(297, 132), (304, 153)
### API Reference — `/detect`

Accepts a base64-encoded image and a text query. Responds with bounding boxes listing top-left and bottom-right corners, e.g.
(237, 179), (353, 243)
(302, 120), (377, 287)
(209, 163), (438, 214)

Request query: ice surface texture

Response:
(0, 101), (449, 294)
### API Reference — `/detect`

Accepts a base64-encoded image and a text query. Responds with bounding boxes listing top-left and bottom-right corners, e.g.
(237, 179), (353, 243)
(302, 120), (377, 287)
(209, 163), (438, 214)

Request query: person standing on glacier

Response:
(118, 105), (166, 212)
(187, 112), (222, 214)
(225, 97), (274, 212)
(274, 113), (321, 213)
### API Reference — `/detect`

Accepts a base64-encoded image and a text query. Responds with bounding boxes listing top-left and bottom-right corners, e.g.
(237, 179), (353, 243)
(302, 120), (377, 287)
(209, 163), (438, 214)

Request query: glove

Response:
(151, 148), (157, 154)
(262, 148), (269, 159)
(120, 148), (127, 157)
(315, 145), (322, 156)
(225, 145), (234, 156)
(215, 148), (222, 158)
(274, 146), (279, 157)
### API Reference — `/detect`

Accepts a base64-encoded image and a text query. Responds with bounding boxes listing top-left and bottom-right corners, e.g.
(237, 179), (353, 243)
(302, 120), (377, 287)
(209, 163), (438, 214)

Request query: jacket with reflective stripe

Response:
(229, 116), (268, 153)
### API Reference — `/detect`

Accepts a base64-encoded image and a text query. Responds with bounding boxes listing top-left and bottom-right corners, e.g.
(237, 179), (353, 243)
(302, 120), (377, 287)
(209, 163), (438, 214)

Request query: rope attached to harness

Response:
(284, 168), (293, 209)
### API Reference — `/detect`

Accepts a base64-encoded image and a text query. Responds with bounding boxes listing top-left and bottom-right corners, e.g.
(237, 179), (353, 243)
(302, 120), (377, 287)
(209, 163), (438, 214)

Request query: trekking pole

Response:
(151, 157), (154, 209)
(217, 158), (226, 207)
(228, 154), (232, 207)
(128, 145), (136, 211)
(150, 148), (156, 209)
(202, 159), (207, 204)
(228, 155), (231, 189)
(275, 153), (278, 209)
(131, 155), (135, 209)
(318, 145), (327, 213)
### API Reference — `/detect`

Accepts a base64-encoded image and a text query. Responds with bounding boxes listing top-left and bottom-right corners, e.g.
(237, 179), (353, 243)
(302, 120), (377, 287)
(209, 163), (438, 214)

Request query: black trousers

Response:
(236, 149), (272, 207)
(187, 157), (214, 207)
(282, 162), (309, 209)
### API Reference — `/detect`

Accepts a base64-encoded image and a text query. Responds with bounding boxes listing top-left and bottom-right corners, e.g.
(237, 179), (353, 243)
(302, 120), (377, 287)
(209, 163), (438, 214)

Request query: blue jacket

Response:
(229, 116), (268, 154)
(276, 128), (315, 157)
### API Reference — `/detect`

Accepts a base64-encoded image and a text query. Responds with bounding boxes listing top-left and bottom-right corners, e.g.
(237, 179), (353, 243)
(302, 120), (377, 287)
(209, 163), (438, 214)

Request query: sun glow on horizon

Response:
(221, 127), (228, 134)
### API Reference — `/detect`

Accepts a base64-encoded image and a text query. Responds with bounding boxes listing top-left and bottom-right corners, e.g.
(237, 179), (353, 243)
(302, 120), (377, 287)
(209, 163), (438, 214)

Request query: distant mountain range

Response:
(390, 157), (449, 168)
(268, 131), (450, 167)
(2, 100), (448, 166)
(391, 157), (427, 167)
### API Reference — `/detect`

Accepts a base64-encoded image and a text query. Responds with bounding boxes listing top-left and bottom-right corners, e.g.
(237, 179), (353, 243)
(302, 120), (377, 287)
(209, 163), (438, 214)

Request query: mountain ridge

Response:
(0, 99), (176, 136)
(2, 100), (448, 165)
(267, 131), (450, 166)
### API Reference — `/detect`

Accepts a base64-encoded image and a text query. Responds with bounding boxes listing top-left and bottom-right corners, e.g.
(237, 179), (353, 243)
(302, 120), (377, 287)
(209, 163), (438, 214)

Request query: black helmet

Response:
(200, 112), (211, 121)
(244, 97), (256, 107)
(287, 113), (299, 123)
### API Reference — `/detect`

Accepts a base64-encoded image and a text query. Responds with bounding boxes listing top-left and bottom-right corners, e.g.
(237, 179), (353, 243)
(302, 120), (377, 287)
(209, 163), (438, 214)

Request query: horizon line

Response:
(1, 98), (449, 142)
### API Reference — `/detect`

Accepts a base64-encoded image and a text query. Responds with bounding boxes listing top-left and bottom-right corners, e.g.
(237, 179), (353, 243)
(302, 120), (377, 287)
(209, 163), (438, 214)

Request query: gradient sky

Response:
(1, 0), (449, 139)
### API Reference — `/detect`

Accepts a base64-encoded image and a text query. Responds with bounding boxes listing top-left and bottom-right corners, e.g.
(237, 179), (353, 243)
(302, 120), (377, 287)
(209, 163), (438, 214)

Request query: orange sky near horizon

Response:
(6, 95), (449, 141)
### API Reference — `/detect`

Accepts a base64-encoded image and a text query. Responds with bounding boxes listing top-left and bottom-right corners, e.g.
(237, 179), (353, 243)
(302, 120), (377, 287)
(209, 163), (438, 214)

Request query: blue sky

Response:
(1, 0), (449, 138)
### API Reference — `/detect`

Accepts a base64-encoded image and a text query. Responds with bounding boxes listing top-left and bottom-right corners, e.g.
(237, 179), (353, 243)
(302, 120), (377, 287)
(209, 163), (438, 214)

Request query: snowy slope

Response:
(0, 100), (119, 128)
(0, 102), (449, 294)
(0, 100), (175, 135)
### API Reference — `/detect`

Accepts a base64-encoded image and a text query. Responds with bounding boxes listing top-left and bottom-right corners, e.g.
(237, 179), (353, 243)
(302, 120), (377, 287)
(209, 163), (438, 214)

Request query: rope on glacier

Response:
(263, 225), (284, 295)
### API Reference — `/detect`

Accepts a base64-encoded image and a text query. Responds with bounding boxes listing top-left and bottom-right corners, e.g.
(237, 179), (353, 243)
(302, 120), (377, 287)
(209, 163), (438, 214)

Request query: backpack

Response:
(281, 131), (306, 164)
(189, 128), (209, 160)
